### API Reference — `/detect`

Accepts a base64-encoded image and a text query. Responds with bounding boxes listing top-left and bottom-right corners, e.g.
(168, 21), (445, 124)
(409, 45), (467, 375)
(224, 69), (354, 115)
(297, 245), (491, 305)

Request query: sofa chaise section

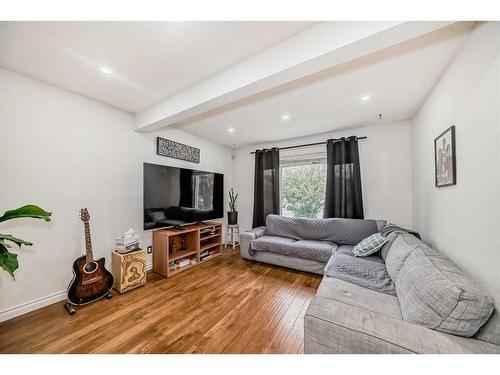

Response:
(305, 232), (500, 354)
(305, 287), (500, 354)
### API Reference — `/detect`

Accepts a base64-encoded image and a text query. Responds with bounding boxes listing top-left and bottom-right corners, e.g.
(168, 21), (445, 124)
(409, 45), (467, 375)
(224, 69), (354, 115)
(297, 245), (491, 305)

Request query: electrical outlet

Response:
(147, 245), (153, 254)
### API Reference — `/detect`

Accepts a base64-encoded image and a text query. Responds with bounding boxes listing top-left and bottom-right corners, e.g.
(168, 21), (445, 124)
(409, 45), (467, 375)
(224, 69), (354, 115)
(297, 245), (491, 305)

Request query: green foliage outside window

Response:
(281, 163), (326, 218)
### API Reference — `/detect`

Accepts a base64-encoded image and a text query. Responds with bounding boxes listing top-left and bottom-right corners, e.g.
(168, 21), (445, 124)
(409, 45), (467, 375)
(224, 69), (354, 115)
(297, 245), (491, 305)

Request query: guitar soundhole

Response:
(84, 261), (98, 273)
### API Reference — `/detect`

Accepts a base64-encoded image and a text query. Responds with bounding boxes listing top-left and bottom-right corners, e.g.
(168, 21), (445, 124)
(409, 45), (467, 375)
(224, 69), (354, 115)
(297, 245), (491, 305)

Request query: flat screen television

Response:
(143, 163), (224, 230)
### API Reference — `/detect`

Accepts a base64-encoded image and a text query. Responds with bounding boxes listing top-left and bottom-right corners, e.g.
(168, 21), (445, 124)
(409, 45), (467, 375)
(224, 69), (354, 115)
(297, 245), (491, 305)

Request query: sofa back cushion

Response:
(265, 214), (384, 245)
(395, 234), (494, 337)
(384, 234), (415, 281)
(379, 232), (399, 261)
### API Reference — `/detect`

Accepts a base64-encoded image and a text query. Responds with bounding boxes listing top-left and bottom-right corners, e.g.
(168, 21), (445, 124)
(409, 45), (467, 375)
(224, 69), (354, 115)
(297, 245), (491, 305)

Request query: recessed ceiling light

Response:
(227, 127), (235, 133)
(281, 113), (291, 121)
(360, 95), (371, 101)
(99, 66), (113, 75)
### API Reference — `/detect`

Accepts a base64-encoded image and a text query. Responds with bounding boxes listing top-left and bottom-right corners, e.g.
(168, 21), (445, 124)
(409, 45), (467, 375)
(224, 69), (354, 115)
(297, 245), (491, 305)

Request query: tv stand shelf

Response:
(169, 249), (198, 262)
(152, 221), (222, 278)
(200, 233), (220, 241)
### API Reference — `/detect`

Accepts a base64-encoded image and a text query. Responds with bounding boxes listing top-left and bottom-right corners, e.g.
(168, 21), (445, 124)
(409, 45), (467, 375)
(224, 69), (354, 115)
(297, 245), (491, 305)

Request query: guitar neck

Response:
(83, 221), (93, 263)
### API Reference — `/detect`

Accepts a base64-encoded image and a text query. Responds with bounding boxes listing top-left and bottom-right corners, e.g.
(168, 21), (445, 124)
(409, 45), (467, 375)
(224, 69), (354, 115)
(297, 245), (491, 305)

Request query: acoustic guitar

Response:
(65, 208), (114, 314)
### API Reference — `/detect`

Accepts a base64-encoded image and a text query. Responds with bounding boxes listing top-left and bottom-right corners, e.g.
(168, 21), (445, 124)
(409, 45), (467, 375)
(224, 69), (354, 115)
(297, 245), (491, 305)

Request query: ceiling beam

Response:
(135, 21), (455, 132)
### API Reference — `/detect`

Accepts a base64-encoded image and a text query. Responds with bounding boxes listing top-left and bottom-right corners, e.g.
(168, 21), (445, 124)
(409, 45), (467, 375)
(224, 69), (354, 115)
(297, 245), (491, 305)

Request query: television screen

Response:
(143, 163), (224, 230)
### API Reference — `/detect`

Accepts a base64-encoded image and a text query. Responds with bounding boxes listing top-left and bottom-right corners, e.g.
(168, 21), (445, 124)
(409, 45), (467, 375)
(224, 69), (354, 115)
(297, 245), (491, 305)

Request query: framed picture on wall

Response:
(434, 125), (456, 187)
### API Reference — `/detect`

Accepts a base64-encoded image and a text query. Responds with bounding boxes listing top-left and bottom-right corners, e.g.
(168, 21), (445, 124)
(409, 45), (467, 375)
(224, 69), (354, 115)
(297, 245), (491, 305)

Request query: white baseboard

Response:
(0, 290), (67, 323)
(1, 262), (155, 323)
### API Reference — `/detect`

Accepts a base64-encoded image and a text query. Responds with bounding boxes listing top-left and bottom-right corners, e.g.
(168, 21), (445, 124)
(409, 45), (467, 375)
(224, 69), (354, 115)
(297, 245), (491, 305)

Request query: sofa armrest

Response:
(239, 226), (266, 259)
(304, 296), (500, 354)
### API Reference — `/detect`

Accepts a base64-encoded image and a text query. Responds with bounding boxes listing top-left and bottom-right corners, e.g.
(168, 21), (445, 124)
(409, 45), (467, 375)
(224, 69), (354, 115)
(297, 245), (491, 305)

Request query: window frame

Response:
(279, 152), (327, 218)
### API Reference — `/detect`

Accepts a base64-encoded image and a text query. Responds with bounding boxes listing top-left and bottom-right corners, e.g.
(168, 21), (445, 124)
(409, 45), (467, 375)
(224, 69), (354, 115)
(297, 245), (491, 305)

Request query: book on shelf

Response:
(169, 255), (197, 271)
(200, 248), (218, 261)
(200, 248), (217, 255)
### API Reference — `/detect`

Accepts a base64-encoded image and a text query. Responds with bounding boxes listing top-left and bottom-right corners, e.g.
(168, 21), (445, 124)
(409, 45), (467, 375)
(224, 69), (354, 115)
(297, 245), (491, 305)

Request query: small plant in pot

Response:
(227, 188), (238, 225)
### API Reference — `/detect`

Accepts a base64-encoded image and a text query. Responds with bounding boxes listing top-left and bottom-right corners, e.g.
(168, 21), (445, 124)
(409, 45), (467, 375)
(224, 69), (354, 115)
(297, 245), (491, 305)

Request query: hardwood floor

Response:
(0, 248), (321, 354)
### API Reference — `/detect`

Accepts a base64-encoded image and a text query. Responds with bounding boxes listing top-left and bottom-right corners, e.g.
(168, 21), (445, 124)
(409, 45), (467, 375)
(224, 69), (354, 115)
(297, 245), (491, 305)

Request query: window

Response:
(280, 154), (327, 218)
(192, 173), (214, 210)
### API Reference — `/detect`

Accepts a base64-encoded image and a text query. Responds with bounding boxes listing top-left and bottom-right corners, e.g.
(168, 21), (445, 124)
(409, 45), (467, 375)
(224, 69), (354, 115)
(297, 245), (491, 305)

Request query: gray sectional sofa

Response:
(240, 214), (387, 275)
(240, 214), (500, 354)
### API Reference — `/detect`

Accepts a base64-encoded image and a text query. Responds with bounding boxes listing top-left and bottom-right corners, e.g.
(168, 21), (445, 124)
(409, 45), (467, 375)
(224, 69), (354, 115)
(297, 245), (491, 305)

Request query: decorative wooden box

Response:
(111, 249), (147, 293)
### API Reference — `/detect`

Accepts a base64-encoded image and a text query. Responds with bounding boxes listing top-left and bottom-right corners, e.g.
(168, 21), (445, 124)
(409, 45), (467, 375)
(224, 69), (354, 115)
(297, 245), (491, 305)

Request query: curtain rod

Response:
(249, 136), (367, 154)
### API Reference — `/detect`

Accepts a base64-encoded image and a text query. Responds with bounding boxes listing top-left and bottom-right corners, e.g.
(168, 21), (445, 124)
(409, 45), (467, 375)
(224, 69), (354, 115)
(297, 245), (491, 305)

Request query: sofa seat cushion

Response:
(265, 214), (385, 245)
(324, 245), (396, 295)
(395, 234), (495, 337)
(250, 235), (337, 262)
(250, 235), (296, 251)
(316, 277), (402, 319)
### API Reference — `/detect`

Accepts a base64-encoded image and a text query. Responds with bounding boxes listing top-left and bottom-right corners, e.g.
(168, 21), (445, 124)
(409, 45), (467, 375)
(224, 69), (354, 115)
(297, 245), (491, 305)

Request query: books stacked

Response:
(169, 256), (197, 271)
(115, 228), (141, 254)
(200, 248), (217, 261)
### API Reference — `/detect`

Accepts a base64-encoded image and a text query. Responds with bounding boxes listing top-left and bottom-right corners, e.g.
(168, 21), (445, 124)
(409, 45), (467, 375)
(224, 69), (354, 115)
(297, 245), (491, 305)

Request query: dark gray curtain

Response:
(252, 148), (280, 228)
(324, 136), (364, 219)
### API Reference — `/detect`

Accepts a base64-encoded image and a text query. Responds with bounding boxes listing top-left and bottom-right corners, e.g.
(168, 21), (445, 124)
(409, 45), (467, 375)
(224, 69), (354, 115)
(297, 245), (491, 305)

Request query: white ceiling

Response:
(176, 22), (472, 148)
(0, 21), (316, 112)
(0, 21), (473, 148)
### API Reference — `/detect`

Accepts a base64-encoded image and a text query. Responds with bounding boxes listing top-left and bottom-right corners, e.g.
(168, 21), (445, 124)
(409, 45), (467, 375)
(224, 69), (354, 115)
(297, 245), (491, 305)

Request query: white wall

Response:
(412, 22), (500, 303)
(0, 68), (233, 320)
(232, 120), (414, 232)
(5, 22), (498, 322)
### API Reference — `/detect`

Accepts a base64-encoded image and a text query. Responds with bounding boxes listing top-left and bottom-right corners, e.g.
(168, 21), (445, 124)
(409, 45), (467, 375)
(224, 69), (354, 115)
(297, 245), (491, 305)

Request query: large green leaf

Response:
(0, 243), (19, 278)
(0, 205), (52, 223)
(1, 240), (11, 248)
(0, 234), (33, 247)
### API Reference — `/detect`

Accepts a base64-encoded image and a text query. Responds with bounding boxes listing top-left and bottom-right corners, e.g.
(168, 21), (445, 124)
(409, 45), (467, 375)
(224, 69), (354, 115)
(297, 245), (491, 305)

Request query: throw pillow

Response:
(352, 233), (388, 257)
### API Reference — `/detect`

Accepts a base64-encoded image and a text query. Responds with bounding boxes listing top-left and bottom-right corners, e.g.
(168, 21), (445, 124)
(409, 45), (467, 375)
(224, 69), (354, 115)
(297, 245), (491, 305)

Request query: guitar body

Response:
(67, 255), (114, 305)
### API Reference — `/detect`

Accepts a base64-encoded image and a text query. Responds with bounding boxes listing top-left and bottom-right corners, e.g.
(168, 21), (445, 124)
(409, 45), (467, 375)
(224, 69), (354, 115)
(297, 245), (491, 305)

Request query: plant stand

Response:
(225, 225), (240, 249)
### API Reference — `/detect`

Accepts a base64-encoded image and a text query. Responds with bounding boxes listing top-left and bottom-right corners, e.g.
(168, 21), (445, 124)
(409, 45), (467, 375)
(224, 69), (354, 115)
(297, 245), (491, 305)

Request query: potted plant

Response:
(227, 188), (238, 225)
(0, 205), (52, 279)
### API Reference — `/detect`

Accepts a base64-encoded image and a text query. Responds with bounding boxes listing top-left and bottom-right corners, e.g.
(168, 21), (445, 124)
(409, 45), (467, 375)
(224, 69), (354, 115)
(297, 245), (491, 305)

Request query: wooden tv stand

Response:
(152, 221), (222, 278)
